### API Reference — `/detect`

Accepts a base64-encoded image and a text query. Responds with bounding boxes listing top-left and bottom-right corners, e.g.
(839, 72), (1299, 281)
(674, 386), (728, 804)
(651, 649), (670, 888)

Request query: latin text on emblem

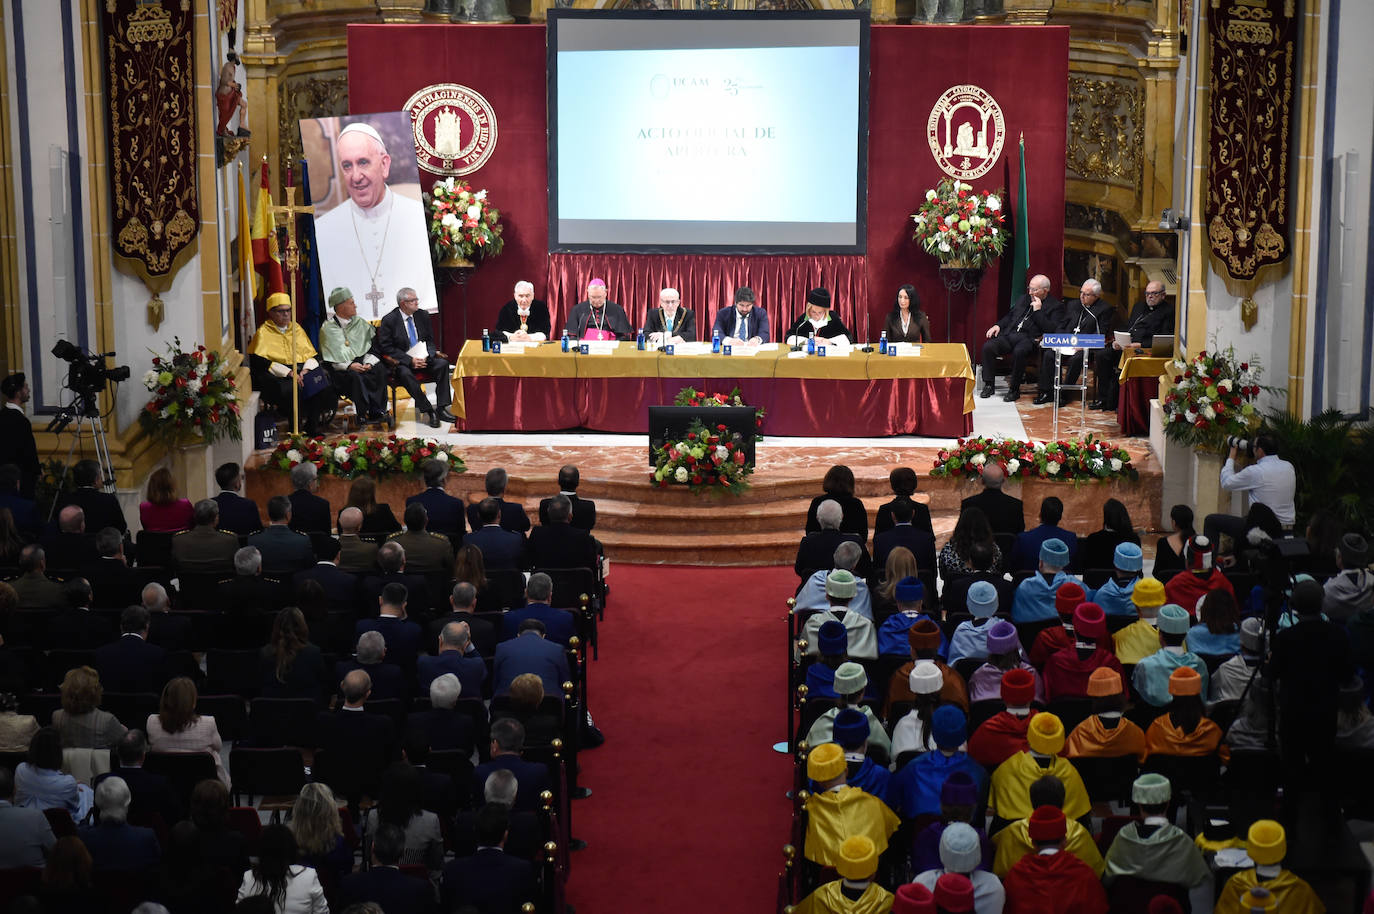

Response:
(404, 84), (499, 177)
(927, 84), (1005, 181)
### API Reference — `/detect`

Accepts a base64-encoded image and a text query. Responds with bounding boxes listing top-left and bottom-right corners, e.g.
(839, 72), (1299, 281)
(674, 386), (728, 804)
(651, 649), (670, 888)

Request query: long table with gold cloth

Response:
(453, 341), (976, 437)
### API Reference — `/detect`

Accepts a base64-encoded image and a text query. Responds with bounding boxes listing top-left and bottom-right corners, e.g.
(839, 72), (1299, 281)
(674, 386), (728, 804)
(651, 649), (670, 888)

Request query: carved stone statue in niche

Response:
(216, 51), (250, 137)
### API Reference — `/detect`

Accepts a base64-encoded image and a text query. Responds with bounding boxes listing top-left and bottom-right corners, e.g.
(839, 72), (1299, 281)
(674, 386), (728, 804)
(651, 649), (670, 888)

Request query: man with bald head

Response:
(980, 273), (1063, 402)
(314, 121), (437, 320)
(1091, 280), (1174, 410)
(40, 505), (98, 570)
(337, 506), (380, 573)
(496, 281), (551, 342)
(959, 463), (1026, 536)
(417, 620), (486, 698)
(314, 667), (399, 777)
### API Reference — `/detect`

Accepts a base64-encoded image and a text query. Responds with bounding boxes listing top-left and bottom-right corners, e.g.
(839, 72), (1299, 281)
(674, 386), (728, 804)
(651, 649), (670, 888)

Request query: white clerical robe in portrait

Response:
(314, 186), (439, 319)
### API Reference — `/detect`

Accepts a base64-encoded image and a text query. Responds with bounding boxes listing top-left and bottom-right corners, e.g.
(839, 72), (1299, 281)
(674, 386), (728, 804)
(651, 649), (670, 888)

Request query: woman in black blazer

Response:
(339, 476), (401, 535)
(882, 284), (932, 344)
(804, 464), (868, 541)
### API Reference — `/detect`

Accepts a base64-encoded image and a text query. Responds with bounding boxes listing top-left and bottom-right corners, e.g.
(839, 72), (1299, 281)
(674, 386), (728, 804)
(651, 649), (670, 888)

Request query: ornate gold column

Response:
(1005, 0), (1053, 25)
(1285, 2), (1321, 415)
(0, 4), (18, 378)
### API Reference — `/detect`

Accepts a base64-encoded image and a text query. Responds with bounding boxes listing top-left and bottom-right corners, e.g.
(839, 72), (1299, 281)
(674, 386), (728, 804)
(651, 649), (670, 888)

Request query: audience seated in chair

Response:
(40, 505), (99, 571)
(236, 822), (328, 912)
(12, 544), (67, 611)
(493, 616), (570, 698)
(78, 775), (161, 871)
(947, 580), (1001, 667)
(83, 527), (143, 609)
(259, 607), (328, 703)
(1213, 820), (1324, 914)
(440, 804), (537, 914)
(407, 673), (477, 755)
(286, 462), (332, 534)
(1009, 496), (1078, 573)
(407, 457), (467, 538)
(247, 496), (316, 577)
(314, 669), (400, 784)
(146, 676), (229, 785)
(1012, 538), (1081, 624)
(416, 620), (485, 699)
(471, 719), (549, 814)
(967, 669), (1037, 770)
(803, 465), (869, 542)
(800, 742), (899, 868)
(466, 467), (531, 534)
(873, 498), (937, 574)
(341, 821), (435, 913)
(388, 502), (454, 578)
(1043, 603), (1124, 701)
(539, 464), (596, 531)
(96, 605), (168, 695)
(1112, 578), (1168, 665)
(1086, 543), (1144, 617)
(94, 728), (181, 828)
(335, 506), (380, 574)
(802, 569), (878, 661)
(60, 458), (128, 535)
(807, 662), (890, 759)
(999, 803), (1108, 913)
(793, 833), (893, 914)
(913, 822), (1004, 914)
(0, 763), (56, 868)
(1064, 668), (1147, 763)
(1101, 773), (1212, 910)
(49, 576), (115, 649)
(874, 466), (934, 540)
(171, 498), (239, 576)
(360, 542), (432, 620)
(1163, 536), (1235, 613)
(355, 581), (423, 670)
(968, 621), (1044, 705)
(1132, 605), (1210, 709)
(501, 572), (575, 645)
(796, 499), (871, 581)
(336, 631), (406, 702)
(796, 541), (875, 620)
(989, 713), (1090, 831)
(886, 619), (967, 715)
(890, 706), (986, 819)
(463, 497), (528, 571)
(212, 461), (263, 536)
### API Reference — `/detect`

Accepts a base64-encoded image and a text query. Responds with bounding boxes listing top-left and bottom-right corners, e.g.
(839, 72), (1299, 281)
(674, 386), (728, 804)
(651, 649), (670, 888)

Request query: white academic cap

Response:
(337, 122), (388, 155)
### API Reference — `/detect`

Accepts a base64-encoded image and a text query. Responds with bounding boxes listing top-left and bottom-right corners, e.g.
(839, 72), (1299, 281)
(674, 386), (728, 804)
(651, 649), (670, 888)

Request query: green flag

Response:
(1009, 134), (1030, 309)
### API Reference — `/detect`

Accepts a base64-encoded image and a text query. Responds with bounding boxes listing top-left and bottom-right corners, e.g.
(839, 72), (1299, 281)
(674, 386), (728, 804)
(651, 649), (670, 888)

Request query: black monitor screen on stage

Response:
(548, 10), (869, 255)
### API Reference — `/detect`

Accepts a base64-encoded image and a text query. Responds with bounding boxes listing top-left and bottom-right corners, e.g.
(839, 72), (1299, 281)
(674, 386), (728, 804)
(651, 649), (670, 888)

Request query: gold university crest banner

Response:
(101, 0), (199, 295)
(1204, 0), (1297, 323)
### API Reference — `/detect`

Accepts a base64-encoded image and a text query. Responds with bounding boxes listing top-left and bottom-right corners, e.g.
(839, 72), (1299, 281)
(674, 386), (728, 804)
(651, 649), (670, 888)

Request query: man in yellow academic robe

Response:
(248, 292), (336, 435)
(989, 712), (1091, 828)
(803, 743), (900, 867)
(1113, 577), (1168, 664)
(1214, 821), (1325, 914)
(793, 835), (894, 914)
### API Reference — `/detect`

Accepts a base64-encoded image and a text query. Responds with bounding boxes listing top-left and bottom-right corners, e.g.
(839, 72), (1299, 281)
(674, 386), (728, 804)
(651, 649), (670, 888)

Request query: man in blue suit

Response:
(247, 496), (316, 576)
(441, 805), (536, 913)
(355, 582), (423, 670)
(212, 461), (263, 535)
(501, 573), (575, 644)
(416, 621), (486, 698)
(1009, 496), (1080, 572)
(710, 286), (770, 345)
(78, 776), (161, 871)
(406, 458), (466, 538)
(286, 462), (332, 533)
(465, 467), (531, 534)
(471, 719), (550, 812)
(292, 539), (359, 614)
(464, 498), (528, 570)
(336, 630), (407, 701)
(95, 605), (167, 694)
(493, 617), (569, 697)
(341, 822), (436, 913)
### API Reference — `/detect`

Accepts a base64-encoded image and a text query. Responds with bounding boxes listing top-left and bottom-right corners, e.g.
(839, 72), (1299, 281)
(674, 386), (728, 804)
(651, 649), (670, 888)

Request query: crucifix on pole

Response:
(267, 157), (315, 436)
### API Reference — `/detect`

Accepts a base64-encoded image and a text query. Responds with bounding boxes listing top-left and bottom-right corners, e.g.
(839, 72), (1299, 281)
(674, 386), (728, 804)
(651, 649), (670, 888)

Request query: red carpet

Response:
(564, 564), (796, 913)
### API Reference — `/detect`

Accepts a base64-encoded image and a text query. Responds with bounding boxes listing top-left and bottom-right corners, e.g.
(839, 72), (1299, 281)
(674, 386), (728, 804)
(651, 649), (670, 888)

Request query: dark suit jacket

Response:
(960, 489), (1026, 536)
(287, 489), (332, 534)
(643, 306), (698, 341)
(247, 525), (316, 575)
(61, 487), (127, 534)
(82, 557), (143, 609)
(0, 491), (40, 535)
(995, 293), (1065, 337)
(441, 848), (536, 914)
(526, 523), (597, 572)
(500, 603), (575, 646)
(407, 707), (477, 754)
(427, 611), (499, 658)
(450, 807), (541, 860)
(416, 651), (486, 699)
(873, 525), (938, 576)
(407, 487), (467, 537)
(95, 765), (181, 829)
(48, 607), (116, 650)
(361, 571), (434, 617)
(470, 756), (550, 813)
(77, 821), (160, 871)
(213, 491), (262, 535)
(377, 308), (442, 366)
(94, 634), (167, 693)
(1010, 524), (1082, 572)
(38, 532), (98, 571)
(538, 493), (596, 532)
(147, 612), (192, 652)
(1120, 299), (1176, 345)
(463, 525), (527, 570)
(493, 632), (570, 697)
(260, 642), (329, 702)
(335, 659), (406, 702)
(874, 495), (935, 540)
(804, 493), (869, 541)
(710, 305), (771, 343)
(293, 562), (359, 614)
(354, 616), (423, 669)
(1080, 529), (1142, 573)
(341, 865), (436, 914)
(0, 408), (41, 497)
(466, 497), (531, 535)
(313, 707), (398, 770)
(794, 530), (871, 579)
(495, 298), (552, 339)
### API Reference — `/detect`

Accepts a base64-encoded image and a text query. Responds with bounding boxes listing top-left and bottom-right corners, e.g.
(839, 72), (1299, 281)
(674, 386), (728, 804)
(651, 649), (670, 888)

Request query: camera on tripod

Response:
(46, 340), (131, 434)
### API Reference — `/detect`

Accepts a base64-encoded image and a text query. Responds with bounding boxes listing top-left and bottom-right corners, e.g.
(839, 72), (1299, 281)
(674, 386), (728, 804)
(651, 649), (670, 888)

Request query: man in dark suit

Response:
(60, 459), (127, 534)
(538, 464), (596, 531)
(416, 621), (485, 698)
(247, 496), (316, 576)
(388, 503), (454, 578)
(212, 462), (263, 535)
(1035, 278), (1117, 405)
(466, 467), (531, 534)
(140, 583), (191, 652)
(501, 575), (575, 645)
(0, 375), (40, 498)
(171, 499), (239, 575)
(979, 273), (1063, 402)
(336, 506), (379, 574)
(406, 458), (466, 538)
(493, 617), (570, 697)
(710, 286), (771, 345)
(94, 605), (167, 695)
(1091, 280), (1175, 410)
(286, 462), (332, 533)
(47, 577), (115, 650)
(218, 546), (290, 616)
(341, 822), (436, 914)
(1010, 496), (1081, 572)
(293, 538), (358, 614)
(11, 544), (67, 610)
(427, 581), (499, 658)
(314, 668), (399, 779)
(335, 630), (406, 701)
(959, 463), (1026, 536)
(407, 671), (478, 755)
(375, 287), (454, 428)
(361, 541), (433, 619)
(40, 506), (100, 570)
(794, 499), (871, 581)
(94, 729), (181, 828)
(464, 498), (528, 570)
(77, 777), (161, 871)
(355, 582), (423, 670)
(470, 719), (550, 812)
(440, 805), (537, 913)
(872, 499), (938, 573)
(873, 467), (934, 540)
(82, 527), (143, 609)
(526, 495), (595, 572)
(0, 463), (40, 536)
(450, 770), (541, 860)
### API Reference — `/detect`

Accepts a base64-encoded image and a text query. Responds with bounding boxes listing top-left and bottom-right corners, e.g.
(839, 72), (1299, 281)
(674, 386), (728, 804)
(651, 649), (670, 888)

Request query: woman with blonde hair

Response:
(139, 466), (194, 532)
(289, 782), (352, 884)
(338, 475), (400, 535)
(872, 546), (920, 620)
(51, 665), (126, 749)
(146, 676), (229, 784)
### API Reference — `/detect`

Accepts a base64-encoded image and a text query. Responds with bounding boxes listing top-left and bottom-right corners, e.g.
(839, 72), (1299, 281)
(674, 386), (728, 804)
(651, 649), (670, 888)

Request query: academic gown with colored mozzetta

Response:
(886, 659), (969, 715)
(794, 881), (894, 914)
(1012, 572), (1083, 623)
(803, 786), (901, 867)
(1113, 620), (1163, 665)
(1029, 626), (1073, 668)
(1103, 821), (1210, 887)
(968, 712), (1032, 769)
(1133, 649), (1210, 707)
(1164, 568), (1235, 613)
(1087, 577), (1139, 617)
(1064, 715), (1148, 763)
(1214, 869), (1326, 914)
(990, 752), (1091, 822)
(888, 750), (987, 819)
(807, 707), (893, 758)
(807, 757), (893, 811)
(1144, 714), (1224, 757)
(911, 822), (994, 876)
(1042, 647), (1125, 701)
(1002, 850), (1110, 914)
(968, 662), (1046, 704)
(877, 612), (949, 658)
(992, 816), (1104, 878)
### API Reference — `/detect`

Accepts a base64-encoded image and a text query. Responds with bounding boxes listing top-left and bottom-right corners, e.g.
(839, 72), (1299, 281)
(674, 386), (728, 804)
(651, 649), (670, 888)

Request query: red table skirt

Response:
(460, 375), (973, 437)
(1117, 377), (1154, 435)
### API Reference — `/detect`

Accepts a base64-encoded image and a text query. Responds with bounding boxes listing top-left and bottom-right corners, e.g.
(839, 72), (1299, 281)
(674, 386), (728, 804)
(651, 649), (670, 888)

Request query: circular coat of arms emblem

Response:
(404, 83), (498, 177)
(927, 84), (1005, 181)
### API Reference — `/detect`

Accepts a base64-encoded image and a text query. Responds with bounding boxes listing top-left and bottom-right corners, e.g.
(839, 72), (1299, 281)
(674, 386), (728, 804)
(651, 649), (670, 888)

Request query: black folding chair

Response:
(197, 694), (250, 743)
(248, 697), (319, 748)
(205, 649), (263, 699)
(102, 692), (161, 731)
(143, 751), (218, 808)
(228, 746), (306, 819)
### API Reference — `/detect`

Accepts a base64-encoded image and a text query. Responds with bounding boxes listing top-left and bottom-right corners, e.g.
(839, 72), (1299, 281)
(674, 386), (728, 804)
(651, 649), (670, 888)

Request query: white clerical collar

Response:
(1037, 847), (1061, 856)
(1255, 864), (1281, 879)
(348, 186), (393, 223)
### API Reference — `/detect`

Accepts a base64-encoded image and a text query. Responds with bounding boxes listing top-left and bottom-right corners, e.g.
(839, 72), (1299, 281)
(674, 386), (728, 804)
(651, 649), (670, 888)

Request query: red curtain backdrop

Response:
(346, 24), (1068, 357)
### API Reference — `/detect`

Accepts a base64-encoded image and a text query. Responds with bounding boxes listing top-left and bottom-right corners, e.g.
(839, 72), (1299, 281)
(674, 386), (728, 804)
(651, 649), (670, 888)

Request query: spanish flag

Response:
(250, 159), (284, 316)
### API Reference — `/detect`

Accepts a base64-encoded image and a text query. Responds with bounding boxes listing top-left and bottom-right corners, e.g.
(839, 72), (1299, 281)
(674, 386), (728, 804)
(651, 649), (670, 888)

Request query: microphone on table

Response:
(859, 306), (874, 353)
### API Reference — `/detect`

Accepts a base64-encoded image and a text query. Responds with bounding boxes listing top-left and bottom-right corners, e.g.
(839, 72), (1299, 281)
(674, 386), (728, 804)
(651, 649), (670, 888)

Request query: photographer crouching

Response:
(1203, 433), (1297, 555)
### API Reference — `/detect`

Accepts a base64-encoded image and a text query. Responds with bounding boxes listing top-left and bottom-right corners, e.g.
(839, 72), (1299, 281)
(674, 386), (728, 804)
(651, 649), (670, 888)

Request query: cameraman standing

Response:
(1203, 434), (1297, 551)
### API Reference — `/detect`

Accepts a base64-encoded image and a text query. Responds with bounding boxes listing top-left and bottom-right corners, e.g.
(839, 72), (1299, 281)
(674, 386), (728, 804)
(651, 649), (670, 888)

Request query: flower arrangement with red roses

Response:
(269, 433), (466, 480)
(931, 435), (1139, 483)
(139, 338), (242, 448)
(910, 177), (1008, 268)
(1161, 344), (1266, 451)
(425, 177), (504, 265)
(672, 385), (765, 438)
(651, 418), (754, 495)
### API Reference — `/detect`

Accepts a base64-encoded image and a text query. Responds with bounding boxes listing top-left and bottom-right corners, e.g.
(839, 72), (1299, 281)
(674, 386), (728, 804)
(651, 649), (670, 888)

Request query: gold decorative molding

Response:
(277, 72), (350, 180)
(1066, 74), (1144, 188)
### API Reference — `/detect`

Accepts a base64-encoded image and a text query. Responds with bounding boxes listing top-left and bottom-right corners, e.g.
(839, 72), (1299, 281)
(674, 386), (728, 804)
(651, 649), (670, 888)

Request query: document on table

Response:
(1114, 330), (1133, 348)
